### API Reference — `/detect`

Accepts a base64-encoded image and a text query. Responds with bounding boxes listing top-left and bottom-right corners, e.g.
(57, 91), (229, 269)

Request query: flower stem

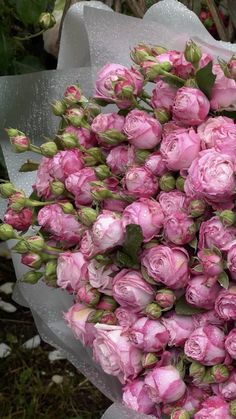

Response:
(14, 29), (45, 41)
(29, 144), (42, 154)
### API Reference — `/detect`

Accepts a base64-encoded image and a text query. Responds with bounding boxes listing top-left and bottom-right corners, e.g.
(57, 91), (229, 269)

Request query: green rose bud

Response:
(145, 302), (162, 319)
(59, 202), (75, 214)
(0, 224), (15, 240)
(39, 12), (56, 30)
(159, 173), (176, 191)
(40, 142), (58, 157)
(0, 182), (18, 198)
(25, 236), (44, 252)
(135, 149), (151, 165)
(176, 176), (185, 192)
(189, 361), (206, 379)
(141, 352), (158, 369)
(45, 260), (57, 282)
(50, 181), (65, 196)
(10, 192), (26, 212)
(154, 108), (170, 124)
(184, 40), (202, 67)
(22, 271), (43, 284)
(98, 130), (127, 146)
(230, 400), (236, 417)
(210, 364), (230, 383)
(78, 207), (97, 226)
(60, 133), (78, 149)
(170, 409), (190, 419)
(95, 165), (112, 180)
(151, 45), (167, 55)
(189, 199), (206, 217)
(12, 240), (29, 254)
(51, 100), (67, 116)
(219, 210), (236, 226)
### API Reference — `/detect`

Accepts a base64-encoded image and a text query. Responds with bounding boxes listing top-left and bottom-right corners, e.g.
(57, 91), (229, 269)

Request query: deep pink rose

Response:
(57, 251), (88, 292)
(4, 207), (33, 231)
(65, 168), (97, 206)
(92, 210), (124, 252)
(151, 80), (177, 111)
(129, 317), (169, 352)
(64, 126), (97, 148)
(227, 242), (236, 280)
(106, 145), (135, 175)
(184, 325), (226, 366)
(122, 378), (156, 415)
(225, 329), (236, 359)
(80, 230), (99, 259)
(158, 190), (187, 216)
(50, 149), (84, 182)
(199, 216), (236, 251)
(215, 371), (236, 401)
(124, 109), (162, 149)
(161, 312), (194, 346)
(197, 116), (236, 154)
(122, 198), (164, 242)
(215, 286), (236, 320)
(211, 64), (236, 110)
(64, 303), (96, 346)
(163, 211), (196, 245)
(87, 260), (118, 295)
(112, 269), (154, 312)
(34, 157), (53, 198)
(192, 310), (224, 328)
(198, 250), (223, 277)
(93, 325), (142, 383)
(144, 151), (167, 176)
(144, 365), (186, 404)
(141, 245), (189, 289)
(115, 307), (139, 328)
(194, 396), (231, 419)
(160, 127), (200, 171)
(123, 166), (158, 198)
(21, 253), (41, 269)
(186, 275), (221, 309)
(173, 87), (210, 126)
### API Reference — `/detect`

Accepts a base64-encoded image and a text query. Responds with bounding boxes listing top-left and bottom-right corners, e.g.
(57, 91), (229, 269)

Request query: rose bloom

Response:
(93, 325), (142, 383)
(124, 109), (162, 149)
(112, 269), (154, 312)
(144, 151), (167, 176)
(185, 150), (236, 206)
(227, 241), (236, 280)
(199, 216), (236, 251)
(161, 312), (194, 346)
(163, 211), (196, 245)
(215, 286), (236, 320)
(144, 365), (186, 404)
(79, 229), (99, 259)
(177, 385), (207, 415)
(64, 125), (97, 148)
(91, 112), (125, 135)
(122, 378), (156, 415)
(184, 325), (226, 366)
(160, 127), (200, 171)
(195, 396), (231, 419)
(198, 250), (223, 277)
(172, 87), (210, 126)
(123, 166), (158, 198)
(192, 310), (224, 328)
(57, 251), (88, 292)
(49, 149), (84, 182)
(34, 157), (54, 198)
(162, 120), (185, 137)
(115, 307), (139, 328)
(197, 116), (236, 154)
(129, 317), (169, 352)
(95, 63), (143, 108)
(92, 210), (124, 252)
(186, 275), (221, 309)
(151, 80), (177, 111)
(106, 144), (135, 175)
(122, 198), (164, 242)
(211, 64), (236, 110)
(4, 207), (33, 231)
(64, 303), (96, 346)
(215, 371), (236, 401)
(158, 190), (187, 216)
(87, 260), (118, 295)
(141, 245), (189, 289)
(225, 329), (236, 359)
(65, 167), (97, 206)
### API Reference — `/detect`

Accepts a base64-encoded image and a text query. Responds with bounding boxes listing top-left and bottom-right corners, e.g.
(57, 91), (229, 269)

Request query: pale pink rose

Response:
(76, 284), (100, 306)
(162, 120), (185, 137)
(161, 312), (194, 346)
(129, 317), (169, 352)
(192, 310), (224, 328)
(80, 230), (99, 259)
(93, 325), (142, 383)
(64, 303), (96, 346)
(158, 190), (187, 216)
(34, 157), (53, 198)
(215, 371), (236, 401)
(199, 216), (236, 251)
(225, 329), (236, 359)
(50, 149), (84, 182)
(4, 207), (33, 231)
(115, 307), (139, 328)
(172, 52), (212, 80)
(211, 64), (236, 110)
(87, 260), (118, 295)
(160, 127), (200, 171)
(92, 210), (124, 252)
(144, 365), (186, 404)
(91, 112), (125, 135)
(184, 325), (226, 366)
(124, 109), (162, 149)
(151, 80), (177, 111)
(163, 211), (196, 245)
(227, 242), (236, 280)
(197, 116), (236, 153)
(112, 269), (154, 312)
(65, 168), (97, 206)
(144, 151), (167, 176)
(95, 63), (143, 108)
(186, 275), (221, 309)
(122, 198), (164, 242)
(57, 251), (88, 292)
(123, 166), (158, 198)
(198, 250), (223, 277)
(184, 150), (236, 206)
(141, 245), (189, 289)
(64, 126), (97, 148)
(173, 87), (210, 126)
(194, 396), (231, 419)
(215, 286), (236, 320)
(122, 378), (156, 415)
(106, 145), (135, 175)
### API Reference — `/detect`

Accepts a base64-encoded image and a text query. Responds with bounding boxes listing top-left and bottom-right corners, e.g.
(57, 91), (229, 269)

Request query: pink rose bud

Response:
(144, 151), (167, 176)
(198, 250), (223, 277)
(185, 275), (221, 309)
(164, 211), (196, 245)
(9, 191), (26, 212)
(112, 269), (154, 312)
(188, 199), (206, 218)
(106, 145), (135, 175)
(65, 168), (97, 206)
(57, 251), (88, 292)
(172, 87), (210, 126)
(162, 312), (194, 346)
(98, 311), (117, 325)
(141, 245), (189, 289)
(142, 352), (158, 369)
(10, 134), (30, 153)
(50, 149), (84, 182)
(21, 253), (42, 270)
(199, 216), (236, 251)
(197, 116), (236, 155)
(211, 64), (236, 110)
(92, 210), (124, 252)
(122, 378), (156, 415)
(123, 109), (162, 149)
(64, 107), (84, 127)
(4, 207), (33, 231)
(158, 190), (187, 217)
(155, 289), (176, 310)
(63, 84), (82, 105)
(225, 329), (236, 359)
(215, 372), (236, 401)
(184, 325), (226, 366)
(130, 44), (152, 64)
(64, 303), (96, 346)
(96, 295), (118, 311)
(93, 325), (142, 383)
(144, 365), (186, 404)
(159, 172), (176, 191)
(145, 302), (162, 319)
(170, 409), (190, 419)
(115, 307), (139, 328)
(210, 364), (230, 383)
(215, 286), (236, 320)
(151, 80), (177, 112)
(189, 361), (206, 380)
(195, 396), (231, 419)
(129, 316), (169, 352)
(123, 166), (158, 198)
(64, 126), (97, 149)
(91, 113), (125, 146)
(76, 284), (100, 307)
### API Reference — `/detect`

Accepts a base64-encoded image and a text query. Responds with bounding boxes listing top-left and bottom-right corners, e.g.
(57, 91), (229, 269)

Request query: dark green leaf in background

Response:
(196, 61), (216, 98)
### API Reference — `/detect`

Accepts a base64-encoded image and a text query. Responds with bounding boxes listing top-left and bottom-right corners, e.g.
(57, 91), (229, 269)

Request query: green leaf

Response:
(19, 160), (39, 172)
(189, 237), (198, 251)
(214, 109), (236, 121)
(175, 296), (206, 315)
(196, 61), (216, 98)
(162, 75), (184, 88)
(192, 264), (203, 273)
(14, 55), (45, 74)
(141, 266), (156, 284)
(218, 271), (229, 289)
(123, 224), (143, 263)
(116, 250), (137, 269)
(16, 0), (50, 25)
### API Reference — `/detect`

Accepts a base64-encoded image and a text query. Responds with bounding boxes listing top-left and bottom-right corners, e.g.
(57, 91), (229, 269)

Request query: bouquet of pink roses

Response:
(2, 40), (236, 418)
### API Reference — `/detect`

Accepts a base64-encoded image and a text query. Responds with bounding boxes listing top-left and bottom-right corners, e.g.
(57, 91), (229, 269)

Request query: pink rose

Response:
(199, 216), (236, 251)
(122, 198), (164, 242)
(92, 210), (124, 252)
(65, 168), (97, 206)
(184, 325), (226, 366)
(129, 317), (169, 352)
(160, 127), (200, 171)
(102, 197), (128, 212)
(106, 145), (135, 175)
(144, 365), (186, 404)
(215, 371), (236, 401)
(91, 112), (125, 137)
(122, 378), (156, 415)
(198, 250), (223, 277)
(95, 63), (143, 108)
(151, 80), (177, 111)
(50, 149), (84, 182)
(34, 157), (53, 198)
(178, 385), (207, 415)
(112, 269), (154, 312)
(225, 329), (236, 359)
(227, 242), (236, 280)
(115, 307), (139, 328)
(64, 303), (96, 346)
(194, 396), (231, 419)
(192, 310), (224, 328)
(144, 151), (167, 176)
(124, 109), (162, 149)
(93, 325), (142, 383)
(197, 116), (236, 154)
(161, 312), (194, 346)
(163, 120), (185, 137)
(64, 85), (81, 103)
(158, 190), (187, 216)
(215, 286), (236, 320)
(173, 87), (210, 126)
(80, 230), (99, 259)
(185, 150), (236, 206)
(211, 64), (236, 110)
(64, 126), (97, 148)
(21, 253), (41, 269)
(57, 251), (88, 292)
(123, 166), (158, 198)
(87, 260), (118, 295)
(186, 275), (221, 309)
(4, 207), (33, 231)
(163, 211), (196, 245)
(141, 245), (189, 289)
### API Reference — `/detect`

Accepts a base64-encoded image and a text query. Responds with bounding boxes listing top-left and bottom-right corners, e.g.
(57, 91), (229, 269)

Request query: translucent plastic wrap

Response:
(1, 1), (236, 418)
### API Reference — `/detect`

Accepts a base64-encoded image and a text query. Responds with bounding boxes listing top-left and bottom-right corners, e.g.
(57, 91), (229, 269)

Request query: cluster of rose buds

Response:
(3, 40), (236, 418)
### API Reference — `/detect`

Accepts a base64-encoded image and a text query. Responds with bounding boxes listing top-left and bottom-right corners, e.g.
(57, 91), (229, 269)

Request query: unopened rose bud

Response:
(25, 236), (44, 252)
(230, 400), (236, 417)
(99, 311), (117, 325)
(95, 165), (112, 180)
(5, 128), (19, 137)
(154, 108), (170, 124)
(84, 101), (101, 119)
(9, 191), (26, 212)
(210, 364), (230, 383)
(97, 295), (118, 311)
(12, 240), (28, 254)
(189, 199), (206, 217)
(40, 142), (58, 157)
(77, 207), (97, 226)
(171, 409), (190, 419)
(219, 210), (236, 226)
(87, 147), (105, 163)
(51, 100), (67, 116)
(145, 302), (162, 319)
(83, 155), (97, 166)
(98, 130), (127, 146)
(176, 176), (185, 192)
(228, 57), (236, 79)
(135, 149), (151, 165)
(50, 180), (65, 196)
(64, 85), (82, 105)
(159, 173), (176, 191)
(184, 40), (202, 67)
(0, 182), (17, 198)
(141, 352), (158, 369)
(151, 45), (167, 55)
(131, 44), (152, 64)
(189, 361), (206, 379)
(39, 12), (56, 30)
(144, 62), (162, 81)
(21, 253), (42, 269)
(45, 260), (57, 282)
(59, 202), (75, 214)
(91, 185), (114, 201)
(22, 270), (43, 284)
(60, 133), (78, 149)
(155, 289), (176, 310)
(65, 108), (84, 127)
(10, 135), (30, 153)
(76, 284), (100, 307)
(0, 224), (15, 240)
